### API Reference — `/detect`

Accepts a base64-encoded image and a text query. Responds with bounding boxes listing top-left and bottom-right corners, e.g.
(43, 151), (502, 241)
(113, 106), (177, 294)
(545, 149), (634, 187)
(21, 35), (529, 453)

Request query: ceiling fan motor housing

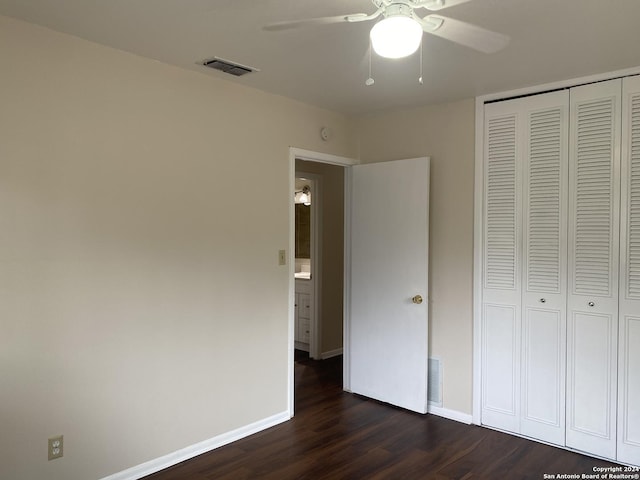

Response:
(381, 2), (414, 18)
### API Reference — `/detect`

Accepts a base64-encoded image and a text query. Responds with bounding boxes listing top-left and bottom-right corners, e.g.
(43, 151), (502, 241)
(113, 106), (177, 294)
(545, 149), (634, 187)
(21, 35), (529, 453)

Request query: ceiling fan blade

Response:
(414, 0), (474, 11)
(423, 14), (509, 53)
(263, 13), (366, 32)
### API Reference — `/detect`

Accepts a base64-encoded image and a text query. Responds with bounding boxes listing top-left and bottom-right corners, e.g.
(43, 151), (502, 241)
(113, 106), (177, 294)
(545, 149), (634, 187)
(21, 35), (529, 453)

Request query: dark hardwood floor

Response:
(143, 351), (621, 479)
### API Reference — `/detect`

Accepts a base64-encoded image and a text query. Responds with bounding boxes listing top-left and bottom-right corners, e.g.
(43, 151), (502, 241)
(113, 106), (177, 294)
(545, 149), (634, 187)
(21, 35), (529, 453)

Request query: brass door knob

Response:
(412, 295), (423, 304)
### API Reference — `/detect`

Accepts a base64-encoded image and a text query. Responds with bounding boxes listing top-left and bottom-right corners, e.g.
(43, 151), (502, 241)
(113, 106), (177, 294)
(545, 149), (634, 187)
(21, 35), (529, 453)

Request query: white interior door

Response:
(347, 157), (430, 414)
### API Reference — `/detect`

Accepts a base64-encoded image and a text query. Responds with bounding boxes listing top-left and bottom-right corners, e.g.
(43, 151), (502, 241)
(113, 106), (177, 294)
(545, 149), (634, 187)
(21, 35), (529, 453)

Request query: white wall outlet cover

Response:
(320, 127), (331, 141)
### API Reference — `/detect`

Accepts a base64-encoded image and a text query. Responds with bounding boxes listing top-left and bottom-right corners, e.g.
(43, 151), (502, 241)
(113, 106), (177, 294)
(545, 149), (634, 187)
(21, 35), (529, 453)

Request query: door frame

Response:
(288, 147), (358, 417)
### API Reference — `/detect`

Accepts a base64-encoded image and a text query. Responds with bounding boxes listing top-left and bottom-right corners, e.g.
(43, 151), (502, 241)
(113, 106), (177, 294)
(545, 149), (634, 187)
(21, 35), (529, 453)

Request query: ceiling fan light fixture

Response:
(370, 15), (423, 59)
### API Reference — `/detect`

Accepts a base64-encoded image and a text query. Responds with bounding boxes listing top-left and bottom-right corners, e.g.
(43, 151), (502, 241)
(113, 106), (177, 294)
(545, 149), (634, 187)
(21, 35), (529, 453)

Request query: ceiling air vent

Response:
(202, 57), (258, 77)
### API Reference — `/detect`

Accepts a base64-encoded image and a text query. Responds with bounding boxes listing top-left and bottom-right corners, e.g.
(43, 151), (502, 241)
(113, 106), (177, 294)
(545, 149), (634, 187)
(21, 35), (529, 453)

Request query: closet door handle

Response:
(539, 298), (546, 303)
(588, 301), (595, 307)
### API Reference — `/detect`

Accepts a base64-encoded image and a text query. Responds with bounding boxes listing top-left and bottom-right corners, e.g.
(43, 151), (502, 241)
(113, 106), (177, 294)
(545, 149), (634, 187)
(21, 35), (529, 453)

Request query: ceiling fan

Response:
(264, 0), (509, 59)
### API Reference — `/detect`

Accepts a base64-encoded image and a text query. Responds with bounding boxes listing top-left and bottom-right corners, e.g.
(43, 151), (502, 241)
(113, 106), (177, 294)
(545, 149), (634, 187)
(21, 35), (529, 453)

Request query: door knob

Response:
(412, 295), (423, 304)
(588, 301), (595, 307)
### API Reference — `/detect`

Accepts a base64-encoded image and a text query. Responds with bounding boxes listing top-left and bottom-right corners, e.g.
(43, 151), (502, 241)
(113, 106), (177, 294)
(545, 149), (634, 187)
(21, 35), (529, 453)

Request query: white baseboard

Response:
(427, 405), (473, 425)
(321, 348), (343, 359)
(101, 411), (290, 480)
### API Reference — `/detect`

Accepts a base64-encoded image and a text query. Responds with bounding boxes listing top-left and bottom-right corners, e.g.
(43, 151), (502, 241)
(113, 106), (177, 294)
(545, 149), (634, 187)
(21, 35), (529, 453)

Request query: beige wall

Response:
(295, 160), (345, 354)
(354, 99), (476, 414)
(1, 12), (478, 480)
(0, 15), (356, 480)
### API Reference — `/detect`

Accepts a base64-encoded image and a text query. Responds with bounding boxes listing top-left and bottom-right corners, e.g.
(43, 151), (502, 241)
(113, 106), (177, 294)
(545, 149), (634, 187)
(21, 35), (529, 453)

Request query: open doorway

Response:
(288, 148), (357, 415)
(294, 160), (344, 361)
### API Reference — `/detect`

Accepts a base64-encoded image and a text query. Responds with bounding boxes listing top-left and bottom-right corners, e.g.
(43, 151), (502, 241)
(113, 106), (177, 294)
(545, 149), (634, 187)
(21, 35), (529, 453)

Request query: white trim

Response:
(288, 153), (296, 418)
(311, 175), (321, 360)
(472, 96), (485, 426)
(290, 147), (359, 166)
(477, 65), (640, 104)
(321, 347), (343, 359)
(100, 412), (289, 480)
(427, 405), (473, 425)
(343, 165), (353, 392)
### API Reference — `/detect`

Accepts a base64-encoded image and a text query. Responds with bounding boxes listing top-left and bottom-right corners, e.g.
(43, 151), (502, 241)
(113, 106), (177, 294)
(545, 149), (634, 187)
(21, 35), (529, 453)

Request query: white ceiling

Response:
(3, 0), (640, 115)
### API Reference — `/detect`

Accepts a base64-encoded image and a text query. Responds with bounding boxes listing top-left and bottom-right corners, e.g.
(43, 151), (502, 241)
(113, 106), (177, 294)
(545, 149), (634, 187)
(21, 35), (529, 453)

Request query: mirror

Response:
(295, 203), (311, 259)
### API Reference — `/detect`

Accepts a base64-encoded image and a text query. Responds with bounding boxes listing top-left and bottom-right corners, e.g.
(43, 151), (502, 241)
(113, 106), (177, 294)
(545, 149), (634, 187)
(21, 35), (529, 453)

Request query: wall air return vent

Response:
(428, 357), (443, 407)
(202, 57), (258, 77)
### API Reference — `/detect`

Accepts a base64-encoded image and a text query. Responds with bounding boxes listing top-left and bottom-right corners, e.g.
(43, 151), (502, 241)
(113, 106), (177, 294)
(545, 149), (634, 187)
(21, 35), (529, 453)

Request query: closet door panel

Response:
(618, 315), (640, 464)
(567, 311), (617, 452)
(567, 79), (621, 460)
(618, 76), (640, 466)
(521, 307), (564, 444)
(521, 92), (568, 446)
(481, 105), (522, 433)
(482, 303), (519, 431)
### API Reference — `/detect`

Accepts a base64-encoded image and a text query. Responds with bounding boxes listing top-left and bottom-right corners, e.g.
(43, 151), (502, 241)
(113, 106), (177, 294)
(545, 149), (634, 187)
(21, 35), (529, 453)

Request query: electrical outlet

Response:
(48, 435), (63, 461)
(278, 249), (286, 266)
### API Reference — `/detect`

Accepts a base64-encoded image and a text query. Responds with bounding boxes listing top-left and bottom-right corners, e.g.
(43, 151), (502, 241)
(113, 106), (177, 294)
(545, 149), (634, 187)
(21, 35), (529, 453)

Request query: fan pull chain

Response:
(418, 40), (424, 85)
(366, 39), (375, 86)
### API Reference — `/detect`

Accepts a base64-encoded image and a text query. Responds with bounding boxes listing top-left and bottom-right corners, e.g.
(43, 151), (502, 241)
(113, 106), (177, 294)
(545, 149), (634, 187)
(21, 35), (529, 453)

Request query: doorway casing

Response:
(288, 147), (358, 417)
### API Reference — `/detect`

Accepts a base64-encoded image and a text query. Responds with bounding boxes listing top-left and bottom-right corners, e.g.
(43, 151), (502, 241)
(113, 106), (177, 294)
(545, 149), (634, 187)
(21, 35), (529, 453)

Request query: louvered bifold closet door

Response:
(618, 75), (640, 466)
(520, 91), (569, 447)
(567, 79), (621, 460)
(481, 100), (522, 433)
(482, 92), (569, 440)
